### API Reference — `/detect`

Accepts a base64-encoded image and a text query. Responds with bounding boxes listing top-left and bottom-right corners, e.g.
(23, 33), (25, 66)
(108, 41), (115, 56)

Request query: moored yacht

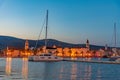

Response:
(109, 23), (120, 62)
(29, 53), (63, 62)
(28, 10), (63, 62)
(109, 56), (120, 62)
(109, 48), (120, 62)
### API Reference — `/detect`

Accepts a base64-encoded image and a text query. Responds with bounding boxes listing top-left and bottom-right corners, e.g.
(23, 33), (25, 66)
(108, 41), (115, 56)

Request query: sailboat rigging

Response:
(28, 10), (63, 62)
(109, 22), (120, 62)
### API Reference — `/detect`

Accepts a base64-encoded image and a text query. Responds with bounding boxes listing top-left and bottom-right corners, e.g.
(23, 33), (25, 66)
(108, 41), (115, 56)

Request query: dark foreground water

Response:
(0, 58), (120, 80)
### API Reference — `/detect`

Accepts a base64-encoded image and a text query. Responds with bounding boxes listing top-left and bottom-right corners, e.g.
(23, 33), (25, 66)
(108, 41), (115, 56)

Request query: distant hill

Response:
(0, 35), (105, 50)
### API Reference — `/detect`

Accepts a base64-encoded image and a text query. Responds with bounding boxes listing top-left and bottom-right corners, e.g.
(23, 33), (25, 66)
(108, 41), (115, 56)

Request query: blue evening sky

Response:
(0, 0), (120, 47)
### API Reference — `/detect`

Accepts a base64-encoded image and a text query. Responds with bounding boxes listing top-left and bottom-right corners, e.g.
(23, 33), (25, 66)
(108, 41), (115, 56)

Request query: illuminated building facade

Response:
(4, 39), (107, 58)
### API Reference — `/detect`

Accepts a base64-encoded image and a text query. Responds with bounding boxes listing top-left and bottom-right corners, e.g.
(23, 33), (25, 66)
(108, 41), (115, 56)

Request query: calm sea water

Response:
(0, 58), (120, 80)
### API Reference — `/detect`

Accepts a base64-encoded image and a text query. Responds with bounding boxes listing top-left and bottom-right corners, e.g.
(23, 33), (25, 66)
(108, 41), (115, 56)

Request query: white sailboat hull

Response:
(109, 56), (120, 62)
(28, 55), (63, 62)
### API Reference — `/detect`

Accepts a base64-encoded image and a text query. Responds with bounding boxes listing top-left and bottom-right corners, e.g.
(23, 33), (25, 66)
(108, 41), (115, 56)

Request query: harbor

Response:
(63, 58), (120, 64)
(1, 58), (120, 80)
(0, 0), (120, 80)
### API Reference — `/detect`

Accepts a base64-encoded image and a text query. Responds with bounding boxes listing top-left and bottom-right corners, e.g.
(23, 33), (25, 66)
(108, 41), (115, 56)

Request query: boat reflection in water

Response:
(3, 58), (120, 80)
(22, 58), (28, 80)
(28, 61), (65, 80)
(6, 57), (12, 76)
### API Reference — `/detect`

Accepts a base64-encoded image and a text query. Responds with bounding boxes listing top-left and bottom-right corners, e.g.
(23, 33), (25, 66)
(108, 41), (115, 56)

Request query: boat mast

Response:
(45, 10), (48, 52)
(114, 22), (116, 48)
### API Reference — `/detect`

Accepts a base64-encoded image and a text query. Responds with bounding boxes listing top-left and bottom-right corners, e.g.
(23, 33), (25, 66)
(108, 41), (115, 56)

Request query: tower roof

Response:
(86, 39), (89, 43)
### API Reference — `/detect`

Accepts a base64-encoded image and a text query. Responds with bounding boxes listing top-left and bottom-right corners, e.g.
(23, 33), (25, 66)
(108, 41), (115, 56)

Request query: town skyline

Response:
(0, 0), (120, 47)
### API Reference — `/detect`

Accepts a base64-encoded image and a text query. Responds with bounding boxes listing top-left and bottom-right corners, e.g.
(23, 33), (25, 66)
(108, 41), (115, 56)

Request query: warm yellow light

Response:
(22, 57), (28, 79)
(6, 57), (12, 75)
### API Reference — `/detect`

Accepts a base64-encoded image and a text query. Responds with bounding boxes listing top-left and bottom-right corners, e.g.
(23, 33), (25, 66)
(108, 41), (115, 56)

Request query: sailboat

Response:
(109, 23), (120, 62)
(28, 10), (63, 62)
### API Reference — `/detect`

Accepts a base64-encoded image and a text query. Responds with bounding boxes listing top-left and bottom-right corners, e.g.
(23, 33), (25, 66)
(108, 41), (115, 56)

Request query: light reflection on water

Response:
(4, 57), (28, 80)
(6, 57), (12, 76)
(70, 62), (77, 80)
(0, 58), (120, 80)
(22, 58), (28, 80)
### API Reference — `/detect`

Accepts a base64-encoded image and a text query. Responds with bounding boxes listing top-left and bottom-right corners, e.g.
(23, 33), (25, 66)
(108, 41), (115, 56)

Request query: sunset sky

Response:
(0, 0), (120, 47)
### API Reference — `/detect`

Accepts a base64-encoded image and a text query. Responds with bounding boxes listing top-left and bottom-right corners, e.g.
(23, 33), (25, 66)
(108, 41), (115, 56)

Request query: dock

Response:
(63, 59), (120, 64)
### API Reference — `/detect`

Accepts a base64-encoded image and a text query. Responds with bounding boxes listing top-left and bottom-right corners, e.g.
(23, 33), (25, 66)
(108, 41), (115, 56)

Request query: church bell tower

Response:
(86, 39), (90, 50)
(25, 40), (29, 50)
